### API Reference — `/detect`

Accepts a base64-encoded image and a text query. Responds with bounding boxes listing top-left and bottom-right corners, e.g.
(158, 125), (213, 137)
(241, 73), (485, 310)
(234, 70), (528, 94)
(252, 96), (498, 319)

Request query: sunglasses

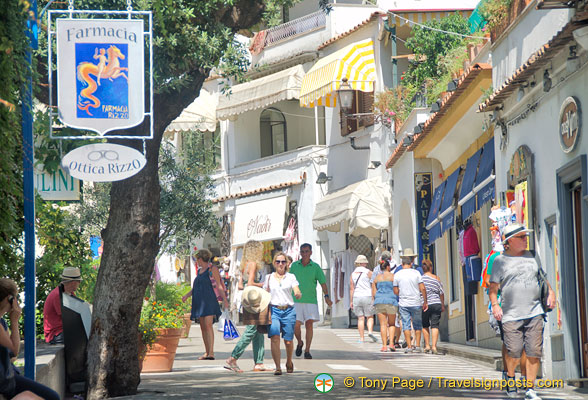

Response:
(275, 260), (287, 264)
(7, 295), (14, 306)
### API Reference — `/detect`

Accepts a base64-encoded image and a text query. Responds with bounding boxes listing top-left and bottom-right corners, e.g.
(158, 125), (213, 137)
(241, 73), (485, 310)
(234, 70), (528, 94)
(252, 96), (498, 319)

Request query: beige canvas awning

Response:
(312, 179), (391, 238)
(165, 89), (218, 133)
(216, 64), (305, 120)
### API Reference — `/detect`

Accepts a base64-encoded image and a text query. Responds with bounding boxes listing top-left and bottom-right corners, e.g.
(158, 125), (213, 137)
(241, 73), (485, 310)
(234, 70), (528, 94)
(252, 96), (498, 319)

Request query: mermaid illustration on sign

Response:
(77, 45), (128, 117)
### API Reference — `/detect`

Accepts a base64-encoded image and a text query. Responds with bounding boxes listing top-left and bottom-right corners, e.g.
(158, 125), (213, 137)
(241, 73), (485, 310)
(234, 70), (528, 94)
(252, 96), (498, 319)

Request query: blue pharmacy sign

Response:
(415, 173), (434, 266)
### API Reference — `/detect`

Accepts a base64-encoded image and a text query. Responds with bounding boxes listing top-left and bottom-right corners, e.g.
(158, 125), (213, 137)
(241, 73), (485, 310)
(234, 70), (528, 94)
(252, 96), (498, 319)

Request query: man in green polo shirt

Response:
(289, 243), (332, 359)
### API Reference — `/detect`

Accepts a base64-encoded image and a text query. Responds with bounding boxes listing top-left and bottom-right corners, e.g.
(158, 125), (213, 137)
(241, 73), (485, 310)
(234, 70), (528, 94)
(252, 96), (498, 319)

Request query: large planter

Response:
(141, 328), (183, 373)
(182, 313), (192, 338)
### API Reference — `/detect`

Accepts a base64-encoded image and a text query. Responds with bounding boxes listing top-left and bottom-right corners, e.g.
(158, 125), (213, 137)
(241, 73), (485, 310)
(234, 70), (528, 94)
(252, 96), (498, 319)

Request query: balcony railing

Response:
(264, 11), (327, 47)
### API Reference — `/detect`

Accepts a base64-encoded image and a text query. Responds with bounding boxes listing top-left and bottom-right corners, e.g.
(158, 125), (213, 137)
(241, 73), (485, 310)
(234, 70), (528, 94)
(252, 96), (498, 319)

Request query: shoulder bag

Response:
(537, 267), (553, 313)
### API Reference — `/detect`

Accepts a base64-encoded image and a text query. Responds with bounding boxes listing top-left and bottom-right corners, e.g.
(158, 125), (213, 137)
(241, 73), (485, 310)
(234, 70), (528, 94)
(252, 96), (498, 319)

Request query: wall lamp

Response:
(447, 78), (459, 92)
(413, 122), (424, 134)
(543, 70), (552, 92)
(368, 161), (382, 169)
(316, 172), (332, 184)
(430, 99), (442, 113)
(517, 82), (528, 102)
(337, 77), (354, 113)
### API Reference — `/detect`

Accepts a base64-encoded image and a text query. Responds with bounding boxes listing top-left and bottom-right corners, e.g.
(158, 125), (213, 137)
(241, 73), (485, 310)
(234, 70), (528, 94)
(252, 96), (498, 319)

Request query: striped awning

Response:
(165, 89), (217, 133)
(217, 64), (305, 120)
(300, 39), (375, 108)
(388, 9), (473, 27)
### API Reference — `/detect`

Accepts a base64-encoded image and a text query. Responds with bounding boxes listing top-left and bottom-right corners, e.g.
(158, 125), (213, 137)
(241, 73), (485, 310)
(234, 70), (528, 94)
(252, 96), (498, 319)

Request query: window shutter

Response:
(359, 91), (374, 128)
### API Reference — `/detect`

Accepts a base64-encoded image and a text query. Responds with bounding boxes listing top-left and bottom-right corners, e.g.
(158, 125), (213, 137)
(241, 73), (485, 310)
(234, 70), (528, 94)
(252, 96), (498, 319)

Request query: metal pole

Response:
(23, 0), (38, 379)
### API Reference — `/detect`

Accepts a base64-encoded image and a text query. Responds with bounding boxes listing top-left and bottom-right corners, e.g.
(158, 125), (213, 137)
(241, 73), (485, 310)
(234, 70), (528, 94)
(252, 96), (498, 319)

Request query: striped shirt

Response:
(422, 275), (444, 305)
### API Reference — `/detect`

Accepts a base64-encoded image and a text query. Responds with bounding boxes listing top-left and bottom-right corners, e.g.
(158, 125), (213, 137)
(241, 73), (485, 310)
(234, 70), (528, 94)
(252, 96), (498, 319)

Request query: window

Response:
(202, 126), (221, 169)
(260, 108), (287, 157)
(340, 90), (374, 136)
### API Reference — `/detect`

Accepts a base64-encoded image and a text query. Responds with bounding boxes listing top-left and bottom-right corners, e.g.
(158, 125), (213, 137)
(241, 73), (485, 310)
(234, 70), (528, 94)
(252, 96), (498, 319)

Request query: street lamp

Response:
(337, 77), (354, 113)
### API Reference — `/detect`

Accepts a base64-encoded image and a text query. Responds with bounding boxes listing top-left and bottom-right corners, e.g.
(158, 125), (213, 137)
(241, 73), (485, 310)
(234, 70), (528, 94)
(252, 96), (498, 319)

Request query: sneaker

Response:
(525, 388), (542, 400)
(401, 341), (408, 348)
(368, 333), (378, 342)
(304, 352), (312, 359)
(413, 347), (422, 353)
(404, 346), (414, 354)
(505, 376), (517, 398)
(394, 342), (401, 349)
(502, 370), (507, 381)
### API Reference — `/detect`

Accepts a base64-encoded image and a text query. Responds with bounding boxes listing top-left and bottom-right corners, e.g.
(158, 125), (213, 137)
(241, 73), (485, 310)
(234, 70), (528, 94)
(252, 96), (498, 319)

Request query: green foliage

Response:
(479, 0), (513, 32)
(0, 1), (28, 272)
(404, 13), (470, 93)
(154, 280), (191, 314)
(159, 132), (218, 257)
(35, 196), (95, 336)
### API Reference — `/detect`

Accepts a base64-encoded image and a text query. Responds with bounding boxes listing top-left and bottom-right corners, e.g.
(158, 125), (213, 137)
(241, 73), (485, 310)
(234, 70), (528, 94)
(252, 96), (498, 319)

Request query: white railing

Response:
(264, 11), (327, 47)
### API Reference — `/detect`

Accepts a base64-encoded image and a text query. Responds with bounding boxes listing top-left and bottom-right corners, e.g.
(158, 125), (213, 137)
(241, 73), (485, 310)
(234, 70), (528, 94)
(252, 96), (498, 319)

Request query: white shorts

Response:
(295, 303), (320, 322)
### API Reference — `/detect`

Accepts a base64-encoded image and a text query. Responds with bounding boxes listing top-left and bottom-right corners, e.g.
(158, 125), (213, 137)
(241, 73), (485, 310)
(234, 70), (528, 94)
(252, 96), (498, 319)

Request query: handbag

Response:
(537, 267), (553, 313)
(218, 310), (228, 332)
(0, 346), (15, 395)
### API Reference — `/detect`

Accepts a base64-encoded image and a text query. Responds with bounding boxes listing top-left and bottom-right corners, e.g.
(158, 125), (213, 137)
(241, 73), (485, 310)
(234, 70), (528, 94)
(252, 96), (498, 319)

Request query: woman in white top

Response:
(350, 255), (377, 343)
(264, 252), (301, 375)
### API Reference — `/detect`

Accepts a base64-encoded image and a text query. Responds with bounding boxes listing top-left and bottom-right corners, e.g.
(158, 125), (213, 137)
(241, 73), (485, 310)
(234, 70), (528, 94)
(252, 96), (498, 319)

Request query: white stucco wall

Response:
(491, 7), (572, 90)
(377, 0), (480, 10)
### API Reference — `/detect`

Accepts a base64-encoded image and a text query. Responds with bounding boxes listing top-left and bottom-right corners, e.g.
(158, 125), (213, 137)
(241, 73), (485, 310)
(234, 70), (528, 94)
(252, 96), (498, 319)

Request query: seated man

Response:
(43, 267), (82, 344)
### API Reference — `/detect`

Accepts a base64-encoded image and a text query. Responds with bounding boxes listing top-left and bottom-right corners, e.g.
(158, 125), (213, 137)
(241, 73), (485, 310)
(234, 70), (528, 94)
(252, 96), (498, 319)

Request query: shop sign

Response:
(61, 143), (146, 182)
(34, 165), (80, 201)
(415, 173), (434, 266)
(56, 18), (145, 135)
(233, 196), (287, 246)
(559, 96), (581, 153)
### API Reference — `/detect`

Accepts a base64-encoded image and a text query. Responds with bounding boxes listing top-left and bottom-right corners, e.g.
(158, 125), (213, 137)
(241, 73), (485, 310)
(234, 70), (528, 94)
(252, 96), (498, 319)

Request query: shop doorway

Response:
(572, 181), (588, 377)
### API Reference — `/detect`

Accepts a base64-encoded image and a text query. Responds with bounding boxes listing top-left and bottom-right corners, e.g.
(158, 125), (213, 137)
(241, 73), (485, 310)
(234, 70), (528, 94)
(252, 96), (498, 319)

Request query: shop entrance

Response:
(572, 181), (588, 377)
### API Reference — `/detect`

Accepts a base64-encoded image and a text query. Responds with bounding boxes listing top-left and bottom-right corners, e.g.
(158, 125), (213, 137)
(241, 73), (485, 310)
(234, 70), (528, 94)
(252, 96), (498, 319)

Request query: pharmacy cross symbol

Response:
(314, 373), (334, 393)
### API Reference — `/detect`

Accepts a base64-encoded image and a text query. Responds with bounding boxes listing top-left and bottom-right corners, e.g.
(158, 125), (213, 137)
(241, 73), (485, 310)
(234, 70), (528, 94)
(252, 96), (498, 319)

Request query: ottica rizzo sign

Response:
(56, 19), (145, 135)
(61, 143), (146, 182)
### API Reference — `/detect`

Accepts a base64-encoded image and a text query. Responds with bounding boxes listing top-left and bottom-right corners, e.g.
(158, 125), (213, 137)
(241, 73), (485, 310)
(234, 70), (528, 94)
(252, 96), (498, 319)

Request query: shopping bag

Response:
(218, 310), (228, 332)
(224, 317), (240, 341)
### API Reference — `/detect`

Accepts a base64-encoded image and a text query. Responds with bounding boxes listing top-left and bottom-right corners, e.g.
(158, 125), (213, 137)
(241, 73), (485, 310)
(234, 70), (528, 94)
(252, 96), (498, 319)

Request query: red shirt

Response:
(43, 286), (62, 343)
(463, 226), (480, 257)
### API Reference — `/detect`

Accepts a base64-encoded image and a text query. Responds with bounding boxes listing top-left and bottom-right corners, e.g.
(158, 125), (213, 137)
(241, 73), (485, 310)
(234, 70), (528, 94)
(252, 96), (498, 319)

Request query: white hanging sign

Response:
(61, 143), (146, 182)
(56, 19), (145, 135)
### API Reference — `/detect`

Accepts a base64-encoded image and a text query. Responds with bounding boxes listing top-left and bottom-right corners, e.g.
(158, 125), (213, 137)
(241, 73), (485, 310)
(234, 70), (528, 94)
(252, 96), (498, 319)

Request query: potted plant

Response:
(154, 281), (192, 337)
(139, 295), (184, 373)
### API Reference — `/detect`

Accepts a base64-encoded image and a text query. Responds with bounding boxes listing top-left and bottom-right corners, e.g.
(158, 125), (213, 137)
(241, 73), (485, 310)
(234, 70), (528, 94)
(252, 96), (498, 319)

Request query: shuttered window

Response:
(340, 91), (374, 136)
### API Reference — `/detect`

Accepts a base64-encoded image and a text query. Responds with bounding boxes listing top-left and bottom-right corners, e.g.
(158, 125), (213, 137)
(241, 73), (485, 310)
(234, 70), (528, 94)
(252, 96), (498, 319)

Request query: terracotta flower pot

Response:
(141, 328), (183, 373)
(182, 313), (192, 338)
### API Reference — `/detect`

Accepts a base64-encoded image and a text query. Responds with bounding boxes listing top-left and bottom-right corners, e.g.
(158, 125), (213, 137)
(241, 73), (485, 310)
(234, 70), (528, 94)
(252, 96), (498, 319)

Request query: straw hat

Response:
(242, 286), (271, 314)
(61, 267), (82, 282)
(354, 255), (369, 265)
(502, 223), (533, 244)
(401, 248), (417, 258)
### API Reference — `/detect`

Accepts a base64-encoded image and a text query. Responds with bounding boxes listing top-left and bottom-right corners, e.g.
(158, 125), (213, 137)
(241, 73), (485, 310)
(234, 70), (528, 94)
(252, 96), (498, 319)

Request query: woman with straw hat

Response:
(225, 240), (269, 372)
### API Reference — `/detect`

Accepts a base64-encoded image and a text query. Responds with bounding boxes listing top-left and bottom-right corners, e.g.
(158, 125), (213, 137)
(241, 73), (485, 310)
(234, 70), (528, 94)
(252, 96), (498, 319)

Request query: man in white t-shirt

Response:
(393, 248), (428, 353)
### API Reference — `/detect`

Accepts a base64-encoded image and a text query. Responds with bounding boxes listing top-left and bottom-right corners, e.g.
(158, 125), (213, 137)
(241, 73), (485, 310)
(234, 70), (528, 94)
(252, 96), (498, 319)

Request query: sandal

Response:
(380, 346), (388, 352)
(424, 348), (431, 354)
(274, 369), (282, 375)
(253, 365), (269, 372)
(198, 354), (215, 360)
(286, 362), (294, 373)
(223, 362), (243, 373)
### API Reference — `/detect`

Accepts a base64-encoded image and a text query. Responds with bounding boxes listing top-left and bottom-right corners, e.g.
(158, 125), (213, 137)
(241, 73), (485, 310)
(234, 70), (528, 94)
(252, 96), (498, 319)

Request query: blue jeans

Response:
(399, 306), (423, 331)
(268, 306), (296, 341)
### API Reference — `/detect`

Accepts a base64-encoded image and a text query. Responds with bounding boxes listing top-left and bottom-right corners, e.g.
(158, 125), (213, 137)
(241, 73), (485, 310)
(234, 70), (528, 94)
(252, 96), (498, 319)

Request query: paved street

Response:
(114, 324), (588, 399)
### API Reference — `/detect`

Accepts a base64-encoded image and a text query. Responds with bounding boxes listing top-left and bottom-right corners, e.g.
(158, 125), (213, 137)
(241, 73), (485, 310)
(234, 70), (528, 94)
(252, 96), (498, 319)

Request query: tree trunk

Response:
(86, 72), (206, 399)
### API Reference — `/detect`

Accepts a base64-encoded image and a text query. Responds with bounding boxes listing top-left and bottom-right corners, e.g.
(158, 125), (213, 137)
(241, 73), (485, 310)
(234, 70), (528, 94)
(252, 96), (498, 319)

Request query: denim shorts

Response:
(268, 305), (296, 341)
(399, 306), (423, 330)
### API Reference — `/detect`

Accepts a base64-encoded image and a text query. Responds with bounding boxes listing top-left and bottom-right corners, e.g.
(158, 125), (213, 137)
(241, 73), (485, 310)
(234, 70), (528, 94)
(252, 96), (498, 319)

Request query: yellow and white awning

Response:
(300, 39), (375, 108)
